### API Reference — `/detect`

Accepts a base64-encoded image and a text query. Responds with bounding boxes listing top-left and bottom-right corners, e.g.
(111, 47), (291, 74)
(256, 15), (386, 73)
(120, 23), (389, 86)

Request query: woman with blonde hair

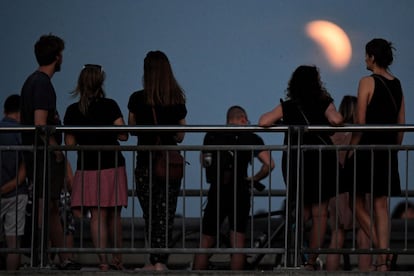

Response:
(64, 64), (128, 271)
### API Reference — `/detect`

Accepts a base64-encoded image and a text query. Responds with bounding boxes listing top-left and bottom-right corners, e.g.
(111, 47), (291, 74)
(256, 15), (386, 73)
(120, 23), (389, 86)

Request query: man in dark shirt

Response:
(193, 106), (275, 270)
(20, 34), (76, 269)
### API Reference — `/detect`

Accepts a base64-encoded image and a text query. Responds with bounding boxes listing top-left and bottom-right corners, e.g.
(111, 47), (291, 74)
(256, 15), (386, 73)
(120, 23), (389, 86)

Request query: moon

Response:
(305, 20), (352, 70)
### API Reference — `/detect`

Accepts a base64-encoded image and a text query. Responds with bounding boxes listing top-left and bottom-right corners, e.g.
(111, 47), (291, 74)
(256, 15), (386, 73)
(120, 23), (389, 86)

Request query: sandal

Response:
(110, 257), (126, 271)
(99, 263), (110, 272)
(303, 262), (317, 271)
(376, 263), (389, 272)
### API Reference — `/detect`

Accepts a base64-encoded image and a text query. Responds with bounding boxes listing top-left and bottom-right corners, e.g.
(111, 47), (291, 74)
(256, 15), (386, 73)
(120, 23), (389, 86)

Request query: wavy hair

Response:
(286, 65), (332, 105)
(72, 64), (106, 115)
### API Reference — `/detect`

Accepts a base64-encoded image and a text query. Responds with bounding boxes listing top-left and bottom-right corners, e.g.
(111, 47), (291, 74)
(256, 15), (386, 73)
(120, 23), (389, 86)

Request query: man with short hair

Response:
(0, 94), (28, 270)
(193, 105), (275, 270)
(20, 34), (77, 269)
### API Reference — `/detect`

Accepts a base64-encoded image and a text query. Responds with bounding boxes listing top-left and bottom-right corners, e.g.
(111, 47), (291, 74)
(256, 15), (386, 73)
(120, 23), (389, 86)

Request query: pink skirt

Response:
(71, 167), (128, 208)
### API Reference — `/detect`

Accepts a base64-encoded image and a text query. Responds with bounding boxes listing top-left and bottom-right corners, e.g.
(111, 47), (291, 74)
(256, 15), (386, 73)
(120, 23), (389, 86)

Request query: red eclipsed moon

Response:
(306, 20), (352, 70)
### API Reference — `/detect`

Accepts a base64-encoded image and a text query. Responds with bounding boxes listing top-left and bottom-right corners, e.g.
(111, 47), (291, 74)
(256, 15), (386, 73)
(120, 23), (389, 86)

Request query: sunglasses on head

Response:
(83, 64), (102, 71)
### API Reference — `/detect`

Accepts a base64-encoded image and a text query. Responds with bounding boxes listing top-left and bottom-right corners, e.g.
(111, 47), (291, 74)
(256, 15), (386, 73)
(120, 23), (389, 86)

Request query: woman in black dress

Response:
(259, 65), (343, 270)
(348, 38), (405, 271)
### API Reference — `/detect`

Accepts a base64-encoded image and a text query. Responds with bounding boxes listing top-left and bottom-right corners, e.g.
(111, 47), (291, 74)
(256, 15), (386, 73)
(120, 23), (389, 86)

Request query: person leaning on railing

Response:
(259, 65), (343, 271)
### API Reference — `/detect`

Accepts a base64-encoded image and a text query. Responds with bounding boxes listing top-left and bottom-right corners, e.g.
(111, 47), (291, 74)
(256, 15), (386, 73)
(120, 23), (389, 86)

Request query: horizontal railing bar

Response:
(2, 124), (414, 132)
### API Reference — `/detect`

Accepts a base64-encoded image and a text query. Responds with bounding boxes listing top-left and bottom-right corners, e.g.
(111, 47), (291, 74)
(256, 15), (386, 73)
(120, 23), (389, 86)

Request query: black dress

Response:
(281, 98), (337, 205)
(352, 74), (403, 197)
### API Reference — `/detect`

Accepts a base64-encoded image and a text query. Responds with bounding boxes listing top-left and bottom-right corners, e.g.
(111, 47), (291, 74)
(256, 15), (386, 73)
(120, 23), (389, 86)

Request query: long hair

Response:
(286, 65), (332, 105)
(143, 51), (185, 106)
(338, 95), (357, 124)
(72, 64), (106, 115)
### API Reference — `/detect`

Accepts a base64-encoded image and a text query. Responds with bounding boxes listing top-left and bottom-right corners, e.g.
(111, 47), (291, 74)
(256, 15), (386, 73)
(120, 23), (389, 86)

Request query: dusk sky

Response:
(1, 0), (413, 215)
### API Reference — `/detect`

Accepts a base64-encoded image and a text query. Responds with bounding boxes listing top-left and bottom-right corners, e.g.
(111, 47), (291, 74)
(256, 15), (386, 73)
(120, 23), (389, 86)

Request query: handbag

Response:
(151, 107), (184, 182)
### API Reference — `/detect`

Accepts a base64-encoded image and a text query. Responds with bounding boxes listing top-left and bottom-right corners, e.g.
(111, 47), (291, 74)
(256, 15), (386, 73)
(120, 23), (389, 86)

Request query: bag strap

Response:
(152, 107), (161, 145)
(372, 74), (398, 113)
(296, 104), (328, 145)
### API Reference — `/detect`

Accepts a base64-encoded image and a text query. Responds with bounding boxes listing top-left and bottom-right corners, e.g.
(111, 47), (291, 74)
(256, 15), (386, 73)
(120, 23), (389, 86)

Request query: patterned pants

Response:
(136, 172), (181, 265)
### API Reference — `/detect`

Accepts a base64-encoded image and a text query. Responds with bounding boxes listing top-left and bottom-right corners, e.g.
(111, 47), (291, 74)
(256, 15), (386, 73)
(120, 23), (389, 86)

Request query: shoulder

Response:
(102, 97), (119, 106)
(236, 132), (264, 145)
(65, 102), (79, 113)
(128, 90), (144, 102)
(248, 133), (265, 145)
(359, 75), (375, 86)
(0, 118), (19, 126)
(128, 90), (145, 109)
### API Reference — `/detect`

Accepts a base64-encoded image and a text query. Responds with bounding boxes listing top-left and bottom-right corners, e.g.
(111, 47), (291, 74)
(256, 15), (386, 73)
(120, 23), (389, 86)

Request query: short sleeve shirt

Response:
(64, 98), (125, 170)
(127, 90), (187, 146)
(0, 117), (27, 197)
(203, 131), (265, 184)
(20, 71), (57, 145)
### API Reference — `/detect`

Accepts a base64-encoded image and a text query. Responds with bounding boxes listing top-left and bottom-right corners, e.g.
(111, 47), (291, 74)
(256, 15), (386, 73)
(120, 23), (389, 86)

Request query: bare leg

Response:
(374, 196), (389, 271)
(355, 194), (378, 248)
(306, 201), (328, 269)
(193, 234), (215, 270)
(229, 231), (246, 270)
(90, 208), (108, 265)
(43, 199), (72, 263)
(326, 229), (344, 271)
(357, 228), (373, 271)
(5, 236), (20, 271)
(108, 207), (123, 265)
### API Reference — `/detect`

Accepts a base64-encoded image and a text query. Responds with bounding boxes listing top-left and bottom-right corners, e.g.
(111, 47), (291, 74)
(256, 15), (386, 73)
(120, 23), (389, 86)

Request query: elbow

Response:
(330, 116), (344, 127)
(118, 133), (129, 141)
(269, 160), (276, 171)
(258, 117), (270, 127)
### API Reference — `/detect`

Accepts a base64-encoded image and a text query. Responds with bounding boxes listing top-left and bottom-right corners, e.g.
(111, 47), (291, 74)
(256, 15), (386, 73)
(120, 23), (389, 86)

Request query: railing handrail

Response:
(2, 124), (414, 132)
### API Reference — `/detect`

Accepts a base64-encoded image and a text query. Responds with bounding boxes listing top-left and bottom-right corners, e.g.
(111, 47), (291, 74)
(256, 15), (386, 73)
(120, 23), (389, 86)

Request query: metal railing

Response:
(0, 124), (414, 270)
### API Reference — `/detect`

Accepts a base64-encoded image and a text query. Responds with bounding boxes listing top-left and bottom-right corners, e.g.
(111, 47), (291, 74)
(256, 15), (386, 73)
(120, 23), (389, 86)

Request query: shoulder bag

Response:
(152, 107), (184, 182)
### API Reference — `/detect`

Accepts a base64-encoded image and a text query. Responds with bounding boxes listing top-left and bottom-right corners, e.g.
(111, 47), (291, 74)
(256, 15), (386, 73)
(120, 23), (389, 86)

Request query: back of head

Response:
(4, 94), (21, 115)
(365, 38), (394, 69)
(143, 50), (185, 106)
(74, 64), (106, 115)
(35, 34), (65, 66)
(226, 105), (247, 124)
(338, 95), (357, 124)
(286, 65), (330, 104)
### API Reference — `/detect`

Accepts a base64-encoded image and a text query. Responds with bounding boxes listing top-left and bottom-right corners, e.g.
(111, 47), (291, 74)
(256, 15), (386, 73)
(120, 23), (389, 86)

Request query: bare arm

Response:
(64, 133), (77, 146)
(349, 76), (373, 149)
(175, 118), (186, 143)
(0, 162), (26, 195)
(114, 117), (128, 141)
(397, 95), (405, 145)
(258, 104), (283, 127)
(249, 150), (275, 182)
(325, 102), (344, 126)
